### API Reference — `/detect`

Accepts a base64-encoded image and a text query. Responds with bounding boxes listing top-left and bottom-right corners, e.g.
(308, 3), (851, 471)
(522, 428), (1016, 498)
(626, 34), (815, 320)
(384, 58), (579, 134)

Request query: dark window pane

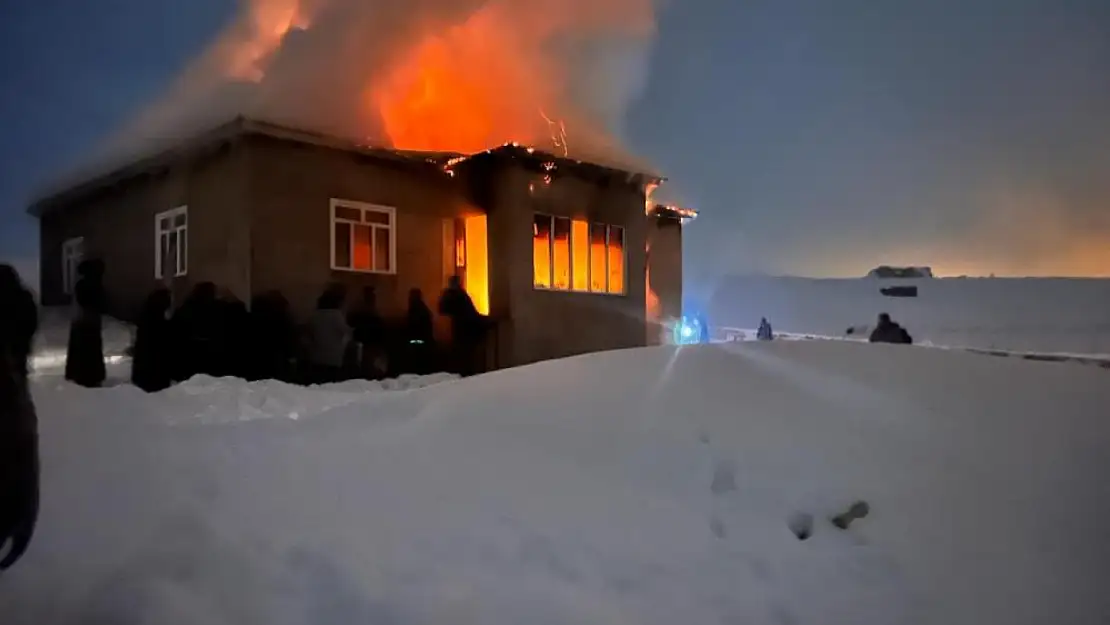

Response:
(179, 230), (188, 274)
(174, 212), (187, 227)
(334, 222), (351, 268)
(334, 206), (361, 222)
(364, 210), (391, 225)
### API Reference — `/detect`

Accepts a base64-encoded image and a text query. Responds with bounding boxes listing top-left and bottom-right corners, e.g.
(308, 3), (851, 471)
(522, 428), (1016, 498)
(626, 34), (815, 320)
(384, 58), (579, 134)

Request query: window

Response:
(61, 237), (84, 295)
(155, 206), (188, 279)
(331, 199), (396, 274)
(532, 213), (626, 295)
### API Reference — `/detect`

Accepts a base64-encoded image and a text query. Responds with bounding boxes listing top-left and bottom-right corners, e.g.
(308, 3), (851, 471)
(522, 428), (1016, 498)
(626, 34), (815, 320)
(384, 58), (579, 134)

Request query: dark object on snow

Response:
(439, 275), (489, 376)
(65, 260), (107, 388)
(788, 512), (814, 540)
(868, 313), (913, 345)
(757, 317), (774, 341)
(868, 266), (932, 279)
(880, 285), (918, 298)
(0, 264), (40, 570)
(131, 288), (175, 392)
(831, 500), (871, 530)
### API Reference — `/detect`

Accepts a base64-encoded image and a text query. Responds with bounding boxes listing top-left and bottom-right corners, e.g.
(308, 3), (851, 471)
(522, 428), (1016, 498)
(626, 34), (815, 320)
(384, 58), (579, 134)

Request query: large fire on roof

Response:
(110, 0), (660, 176)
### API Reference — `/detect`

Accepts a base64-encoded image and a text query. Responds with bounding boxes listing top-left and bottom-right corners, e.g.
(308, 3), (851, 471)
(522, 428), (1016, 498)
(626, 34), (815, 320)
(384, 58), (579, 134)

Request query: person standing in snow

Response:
(0, 264), (40, 570)
(246, 290), (297, 382)
(757, 317), (774, 341)
(868, 313), (913, 345)
(402, 288), (435, 374)
(347, 286), (387, 380)
(64, 258), (106, 388)
(306, 283), (352, 384)
(130, 288), (175, 393)
(170, 282), (222, 381)
(438, 275), (488, 376)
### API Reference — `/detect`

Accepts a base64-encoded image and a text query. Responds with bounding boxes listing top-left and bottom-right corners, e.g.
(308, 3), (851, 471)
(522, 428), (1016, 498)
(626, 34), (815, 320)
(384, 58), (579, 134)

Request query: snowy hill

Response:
(3, 342), (1110, 624)
(710, 276), (1110, 354)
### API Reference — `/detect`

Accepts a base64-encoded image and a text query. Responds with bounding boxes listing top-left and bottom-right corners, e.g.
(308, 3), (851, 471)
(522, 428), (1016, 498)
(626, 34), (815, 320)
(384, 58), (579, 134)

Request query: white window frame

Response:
(154, 205), (188, 279)
(330, 199), (397, 275)
(61, 236), (84, 295)
(533, 213), (627, 296)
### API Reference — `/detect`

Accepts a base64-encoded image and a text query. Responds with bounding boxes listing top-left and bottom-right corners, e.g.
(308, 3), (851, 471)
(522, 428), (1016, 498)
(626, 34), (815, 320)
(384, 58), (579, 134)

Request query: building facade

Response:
(33, 118), (692, 369)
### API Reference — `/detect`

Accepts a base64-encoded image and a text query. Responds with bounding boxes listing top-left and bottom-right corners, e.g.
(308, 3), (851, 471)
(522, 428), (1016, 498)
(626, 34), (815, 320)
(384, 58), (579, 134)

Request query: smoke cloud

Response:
(109, 0), (659, 170)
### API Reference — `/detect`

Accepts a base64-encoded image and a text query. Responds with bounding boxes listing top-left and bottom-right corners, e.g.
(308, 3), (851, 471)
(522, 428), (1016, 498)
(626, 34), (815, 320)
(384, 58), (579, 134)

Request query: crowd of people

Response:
(121, 274), (492, 393)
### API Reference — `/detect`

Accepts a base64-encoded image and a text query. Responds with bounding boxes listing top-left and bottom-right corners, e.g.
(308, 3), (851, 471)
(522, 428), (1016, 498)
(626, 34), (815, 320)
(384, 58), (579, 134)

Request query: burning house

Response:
(30, 117), (695, 369)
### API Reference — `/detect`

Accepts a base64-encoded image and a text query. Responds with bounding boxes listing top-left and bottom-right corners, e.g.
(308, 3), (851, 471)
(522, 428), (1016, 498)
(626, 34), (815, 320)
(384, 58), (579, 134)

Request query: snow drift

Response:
(3, 342), (1110, 624)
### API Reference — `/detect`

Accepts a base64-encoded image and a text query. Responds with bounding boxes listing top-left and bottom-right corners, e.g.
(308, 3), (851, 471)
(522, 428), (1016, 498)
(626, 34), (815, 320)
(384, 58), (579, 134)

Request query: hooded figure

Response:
(131, 288), (174, 392)
(868, 313), (913, 345)
(438, 275), (487, 376)
(0, 264), (40, 570)
(64, 258), (106, 388)
(756, 317), (774, 341)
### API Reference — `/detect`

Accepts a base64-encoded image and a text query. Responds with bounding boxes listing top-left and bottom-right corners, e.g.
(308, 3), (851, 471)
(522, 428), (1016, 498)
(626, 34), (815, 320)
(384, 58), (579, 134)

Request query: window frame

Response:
(154, 205), (188, 279)
(329, 198), (398, 275)
(61, 236), (84, 295)
(532, 213), (627, 296)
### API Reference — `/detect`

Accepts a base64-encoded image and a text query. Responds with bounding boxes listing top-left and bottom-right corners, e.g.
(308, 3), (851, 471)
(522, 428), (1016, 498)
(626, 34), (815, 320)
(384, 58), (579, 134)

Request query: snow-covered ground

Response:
(3, 342), (1109, 624)
(708, 276), (1110, 355)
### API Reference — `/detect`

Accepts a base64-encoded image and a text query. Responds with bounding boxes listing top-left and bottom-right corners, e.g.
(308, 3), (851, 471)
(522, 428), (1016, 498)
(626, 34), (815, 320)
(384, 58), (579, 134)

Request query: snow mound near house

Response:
(4, 342), (1110, 624)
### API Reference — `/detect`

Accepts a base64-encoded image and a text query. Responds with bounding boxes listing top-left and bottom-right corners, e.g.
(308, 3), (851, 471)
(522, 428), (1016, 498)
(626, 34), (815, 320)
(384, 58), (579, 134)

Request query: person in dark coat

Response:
(348, 286), (387, 379)
(131, 288), (175, 393)
(217, 290), (250, 379)
(402, 288), (436, 374)
(756, 317), (774, 341)
(247, 291), (297, 382)
(64, 259), (106, 388)
(438, 275), (488, 376)
(0, 264), (40, 570)
(868, 313), (913, 345)
(171, 282), (222, 380)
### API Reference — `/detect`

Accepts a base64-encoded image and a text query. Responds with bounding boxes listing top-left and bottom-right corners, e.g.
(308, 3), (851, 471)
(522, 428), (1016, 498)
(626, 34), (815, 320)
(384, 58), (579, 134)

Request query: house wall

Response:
(37, 144), (250, 319)
(485, 165), (650, 368)
(646, 216), (684, 343)
(244, 136), (475, 327)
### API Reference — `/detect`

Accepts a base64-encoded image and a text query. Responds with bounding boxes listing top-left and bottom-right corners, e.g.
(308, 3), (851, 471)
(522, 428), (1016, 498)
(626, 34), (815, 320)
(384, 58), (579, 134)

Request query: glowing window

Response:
(607, 226), (625, 295)
(533, 213), (626, 296)
(533, 214), (552, 288)
(330, 199), (395, 274)
(552, 217), (571, 290)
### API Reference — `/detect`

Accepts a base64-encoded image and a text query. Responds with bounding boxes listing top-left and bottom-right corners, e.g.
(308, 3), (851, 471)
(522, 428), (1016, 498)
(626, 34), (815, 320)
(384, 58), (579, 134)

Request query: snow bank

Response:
(709, 275), (1110, 355)
(3, 343), (1110, 624)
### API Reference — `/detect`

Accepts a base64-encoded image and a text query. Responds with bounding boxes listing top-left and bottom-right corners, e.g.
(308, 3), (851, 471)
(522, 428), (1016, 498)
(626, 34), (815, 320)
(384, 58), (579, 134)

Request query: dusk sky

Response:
(2, 0), (1108, 282)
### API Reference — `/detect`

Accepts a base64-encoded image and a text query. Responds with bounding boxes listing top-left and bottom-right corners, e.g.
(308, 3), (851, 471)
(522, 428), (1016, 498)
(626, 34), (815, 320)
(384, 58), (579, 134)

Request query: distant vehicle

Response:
(880, 285), (918, 298)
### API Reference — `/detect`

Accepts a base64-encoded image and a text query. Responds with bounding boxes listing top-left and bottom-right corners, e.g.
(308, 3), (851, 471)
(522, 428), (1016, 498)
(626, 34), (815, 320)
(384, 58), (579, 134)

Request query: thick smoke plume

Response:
(111, 0), (658, 170)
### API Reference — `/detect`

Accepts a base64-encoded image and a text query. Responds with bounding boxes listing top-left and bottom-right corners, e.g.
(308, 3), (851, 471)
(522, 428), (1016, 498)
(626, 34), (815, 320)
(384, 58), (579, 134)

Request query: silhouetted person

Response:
(306, 283), (351, 384)
(65, 259), (106, 388)
(438, 275), (487, 376)
(217, 289), (250, 378)
(0, 264), (40, 570)
(348, 286), (387, 379)
(869, 313), (913, 345)
(131, 288), (174, 393)
(757, 317), (774, 341)
(403, 288), (435, 374)
(171, 282), (222, 380)
(247, 291), (297, 382)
